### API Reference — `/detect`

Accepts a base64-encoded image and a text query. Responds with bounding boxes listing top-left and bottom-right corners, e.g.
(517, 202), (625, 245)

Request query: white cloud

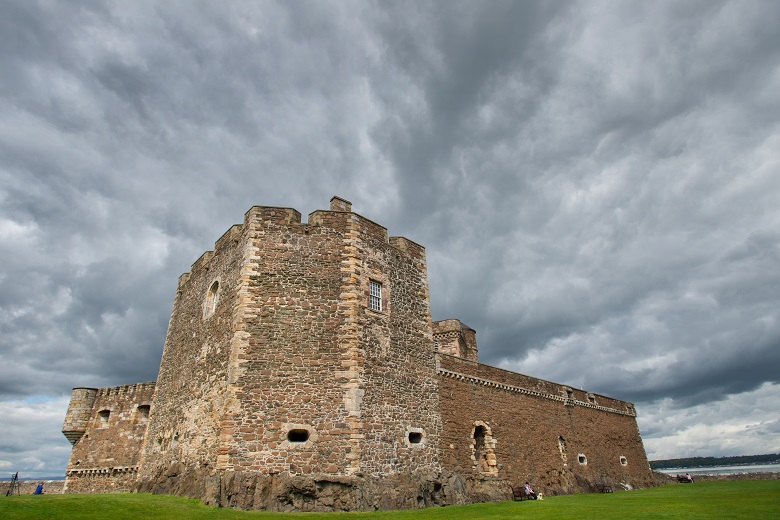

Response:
(640, 383), (780, 460)
(0, 396), (72, 478)
(0, 0), (778, 477)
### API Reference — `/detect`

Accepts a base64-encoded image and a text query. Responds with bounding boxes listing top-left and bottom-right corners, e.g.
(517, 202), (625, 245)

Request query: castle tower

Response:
(432, 319), (478, 361)
(61, 388), (98, 445)
(136, 197), (443, 510)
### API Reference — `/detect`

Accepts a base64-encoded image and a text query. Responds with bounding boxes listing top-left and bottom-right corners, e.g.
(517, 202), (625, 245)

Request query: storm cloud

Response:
(1, 0), (779, 477)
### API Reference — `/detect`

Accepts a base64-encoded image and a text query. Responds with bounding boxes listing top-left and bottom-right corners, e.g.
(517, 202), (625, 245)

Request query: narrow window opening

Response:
(170, 432), (179, 450)
(566, 389), (573, 399)
(620, 456), (628, 466)
(474, 425), (488, 472)
(369, 280), (382, 311)
(135, 405), (150, 424)
(408, 432), (423, 444)
(98, 409), (110, 426)
(287, 429), (310, 443)
(578, 454), (587, 465)
(205, 281), (219, 317)
(558, 436), (568, 462)
(471, 422), (498, 474)
(587, 394), (596, 404)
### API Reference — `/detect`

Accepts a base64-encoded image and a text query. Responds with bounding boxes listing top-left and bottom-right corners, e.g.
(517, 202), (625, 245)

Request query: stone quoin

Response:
(62, 196), (654, 511)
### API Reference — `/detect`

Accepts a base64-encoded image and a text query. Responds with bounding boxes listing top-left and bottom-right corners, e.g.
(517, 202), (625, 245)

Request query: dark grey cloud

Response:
(1, 0), (779, 477)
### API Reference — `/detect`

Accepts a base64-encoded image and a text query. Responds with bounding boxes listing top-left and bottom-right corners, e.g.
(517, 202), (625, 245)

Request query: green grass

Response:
(2, 480), (779, 519)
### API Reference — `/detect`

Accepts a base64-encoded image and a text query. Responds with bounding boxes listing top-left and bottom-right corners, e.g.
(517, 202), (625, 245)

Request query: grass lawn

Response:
(2, 480), (779, 519)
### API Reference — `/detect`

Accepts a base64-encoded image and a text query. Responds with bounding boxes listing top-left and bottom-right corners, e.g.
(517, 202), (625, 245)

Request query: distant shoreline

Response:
(654, 470), (780, 483)
(649, 453), (780, 470)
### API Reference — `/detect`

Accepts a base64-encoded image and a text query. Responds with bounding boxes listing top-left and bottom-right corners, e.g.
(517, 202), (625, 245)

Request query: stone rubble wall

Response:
(137, 218), (252, 486)
(62, 382), (155, 493)
(438, 353), (654, 497)
(136, 199), (446, 509)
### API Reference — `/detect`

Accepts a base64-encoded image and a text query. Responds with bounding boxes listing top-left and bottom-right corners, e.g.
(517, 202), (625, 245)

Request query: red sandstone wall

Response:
(352, 223), (441, 479)
(438, 354), (653, 495)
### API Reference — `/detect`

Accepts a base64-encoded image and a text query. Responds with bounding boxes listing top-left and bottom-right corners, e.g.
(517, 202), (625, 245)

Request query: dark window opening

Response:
(205, 281), (219, 317)
(98, 409), (110, 425)
(137, 405), (150, 419)
(620, 456), (628, 466)
(287, 429), (310, 443)
(474, 425), (488, 472)
(408, 432), (423, 444)
(578, 454), (587, 465)
(558, 436), (568, 462)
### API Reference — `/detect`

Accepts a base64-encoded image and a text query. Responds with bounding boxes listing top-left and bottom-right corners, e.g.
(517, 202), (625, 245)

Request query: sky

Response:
(1, 0), (779, 479)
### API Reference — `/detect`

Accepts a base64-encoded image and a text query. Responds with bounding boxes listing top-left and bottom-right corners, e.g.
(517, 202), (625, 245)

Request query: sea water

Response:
(656, 463), (780, 476)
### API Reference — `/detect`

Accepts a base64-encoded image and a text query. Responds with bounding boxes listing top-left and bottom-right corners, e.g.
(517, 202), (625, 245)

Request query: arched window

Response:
(204, 281), (219, 318)
(471, 421), (498, 475)
(474, 425), (488, 471)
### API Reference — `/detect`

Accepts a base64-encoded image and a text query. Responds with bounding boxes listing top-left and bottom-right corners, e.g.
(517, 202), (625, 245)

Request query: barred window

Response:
(369, 280), (382, 311)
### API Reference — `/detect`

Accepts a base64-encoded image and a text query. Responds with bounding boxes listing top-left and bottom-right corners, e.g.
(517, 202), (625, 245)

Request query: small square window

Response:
(369, 280), (382, 312)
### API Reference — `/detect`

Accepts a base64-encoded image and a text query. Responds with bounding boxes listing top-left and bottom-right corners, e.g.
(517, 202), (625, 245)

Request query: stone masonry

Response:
(61, 383), (155, 493)
(62, 196), (654, 510)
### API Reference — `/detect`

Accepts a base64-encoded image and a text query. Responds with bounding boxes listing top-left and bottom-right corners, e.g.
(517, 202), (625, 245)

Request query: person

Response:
(685, 473), (694, 483)
(33, 482), (44, 494)
(524, 481), (538, 500)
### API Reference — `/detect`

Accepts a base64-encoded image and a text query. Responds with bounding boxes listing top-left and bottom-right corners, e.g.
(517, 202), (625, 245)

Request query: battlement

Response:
(178, 197), (426, 290)
(94, 382), (156, 398)
(62, 383), (157, 446)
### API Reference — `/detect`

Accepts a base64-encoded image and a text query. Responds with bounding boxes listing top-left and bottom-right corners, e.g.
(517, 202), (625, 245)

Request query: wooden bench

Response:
(595, 483), (613, 493)
(511, 485), (533, 501)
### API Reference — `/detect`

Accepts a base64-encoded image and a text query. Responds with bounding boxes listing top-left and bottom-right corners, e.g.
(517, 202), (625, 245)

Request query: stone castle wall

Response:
(62, 196), (653, 510)
(438, 353), (653, 497)
(135, 198), (445, 510)
(62, 383), (155, 493)
(136, 217), (250, 493)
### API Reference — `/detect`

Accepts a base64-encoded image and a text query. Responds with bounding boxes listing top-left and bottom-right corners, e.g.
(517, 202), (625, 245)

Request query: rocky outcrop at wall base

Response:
(136, 465), (514, 511)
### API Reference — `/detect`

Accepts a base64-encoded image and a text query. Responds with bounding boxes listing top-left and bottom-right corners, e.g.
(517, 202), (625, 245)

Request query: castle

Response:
(61, 197), (654, 511)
